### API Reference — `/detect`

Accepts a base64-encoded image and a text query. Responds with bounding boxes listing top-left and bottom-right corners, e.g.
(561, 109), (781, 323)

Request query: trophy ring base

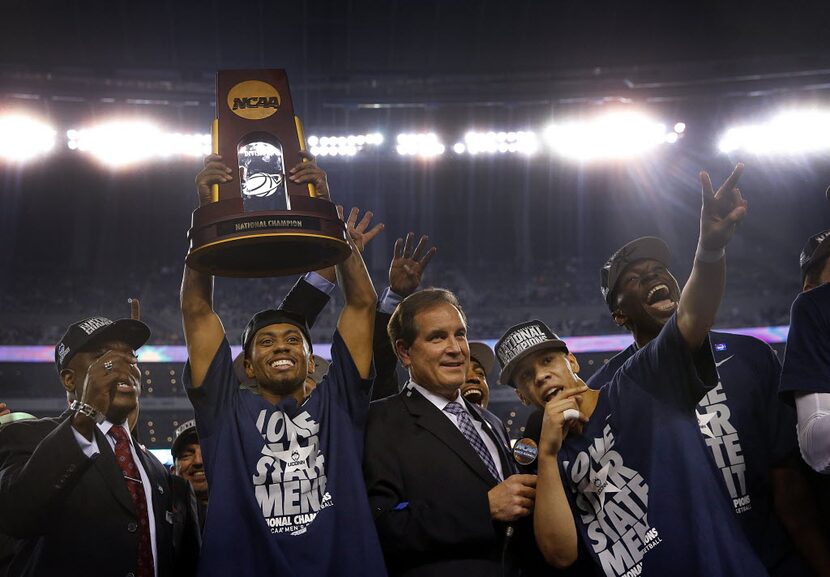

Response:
(187, 209), (351, 278)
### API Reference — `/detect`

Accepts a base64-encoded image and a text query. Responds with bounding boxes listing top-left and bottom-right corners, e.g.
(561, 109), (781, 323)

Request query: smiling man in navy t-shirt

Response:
(583, 234), (819, 576)
(180, 154), (387, 577)
(497, 164), (771, 576)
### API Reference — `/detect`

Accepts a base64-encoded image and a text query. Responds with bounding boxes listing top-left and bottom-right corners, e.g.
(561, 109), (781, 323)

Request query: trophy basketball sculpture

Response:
(186, 69), (350, 277)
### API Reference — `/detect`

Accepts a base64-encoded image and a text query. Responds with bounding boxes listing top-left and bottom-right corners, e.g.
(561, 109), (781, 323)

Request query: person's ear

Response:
(396, 340), (411, 368)
(61, 369), (77, 396)
(566, 352), (580, 374)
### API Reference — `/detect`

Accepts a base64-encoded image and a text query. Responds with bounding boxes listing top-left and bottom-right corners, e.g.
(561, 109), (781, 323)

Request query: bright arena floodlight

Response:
(66, 121), (211, 168)
(395, 133), (445, 158)
(718, 109), (830, 155)
(457, 130), (539, 155)
(0, 113), (56, 163)
(307, 132), (383, 158)
(543, 112), (673, 161)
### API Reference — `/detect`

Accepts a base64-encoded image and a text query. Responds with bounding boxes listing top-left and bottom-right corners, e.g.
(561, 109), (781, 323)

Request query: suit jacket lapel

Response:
(133, 439), (166, 524)
(402, 388), (498, 487)
(92, 427), (136, 515)
(133, 437), (172, 576)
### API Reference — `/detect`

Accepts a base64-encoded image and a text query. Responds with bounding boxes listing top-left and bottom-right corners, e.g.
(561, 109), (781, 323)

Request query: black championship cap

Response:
(495, 320), (569, 388)
(469, 342), (496, 375)
(800, 229), (830, 284)
(600, 236), (672, 310)
(171, 419), (199, 459)
(55, 316), (150, 373)
(241, 308), (312, 355)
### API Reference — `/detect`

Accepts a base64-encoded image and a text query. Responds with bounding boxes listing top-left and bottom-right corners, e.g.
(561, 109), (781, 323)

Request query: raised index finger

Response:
(715, 162), (744, 199)
(700, 171), (715, 206)
(556, 385), (589, 401)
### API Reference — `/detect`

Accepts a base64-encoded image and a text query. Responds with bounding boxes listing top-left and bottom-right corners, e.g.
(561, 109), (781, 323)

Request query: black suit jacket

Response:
(0, 413), (200, 577)
(364, 387), (519, 577)
(279, 276), (401, 399)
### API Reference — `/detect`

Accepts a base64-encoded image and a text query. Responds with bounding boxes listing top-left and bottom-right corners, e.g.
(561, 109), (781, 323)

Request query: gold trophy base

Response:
(186, 196), (351, 278)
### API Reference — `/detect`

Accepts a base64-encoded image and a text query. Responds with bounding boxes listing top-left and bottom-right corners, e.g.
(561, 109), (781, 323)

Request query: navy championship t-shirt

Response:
(588, 331), (802, 576)
(781, 282), (830, 397)
(559, 315), (768, 577)
(184, 331), (388, 577)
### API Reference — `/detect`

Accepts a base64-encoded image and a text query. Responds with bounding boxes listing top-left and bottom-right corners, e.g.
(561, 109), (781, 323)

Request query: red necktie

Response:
(109, 426), (154, 577)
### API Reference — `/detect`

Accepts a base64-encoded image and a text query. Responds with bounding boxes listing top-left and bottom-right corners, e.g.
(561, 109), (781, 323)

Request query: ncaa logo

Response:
(227, 80), (281, 120)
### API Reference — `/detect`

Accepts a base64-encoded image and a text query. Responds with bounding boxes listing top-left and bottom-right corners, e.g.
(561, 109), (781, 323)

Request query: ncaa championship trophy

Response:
(186, 69), (351, 277)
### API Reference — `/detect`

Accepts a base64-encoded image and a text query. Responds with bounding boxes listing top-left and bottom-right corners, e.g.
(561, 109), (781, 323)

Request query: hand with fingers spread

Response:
(288, 151), (330, 200)
(699, 163), (748, 252)
(539, 385), (590, 457)
(488, 474), (538, 522)
(195, 154), (234, 206)
(337, 206), (385, 252)
(389, 233), (437, 298)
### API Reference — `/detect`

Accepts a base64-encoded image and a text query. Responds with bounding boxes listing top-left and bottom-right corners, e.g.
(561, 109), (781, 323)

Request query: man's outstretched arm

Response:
(335, 208), (378, 379)
(180, 154), (229, 388)
(677, 163), (747, 350)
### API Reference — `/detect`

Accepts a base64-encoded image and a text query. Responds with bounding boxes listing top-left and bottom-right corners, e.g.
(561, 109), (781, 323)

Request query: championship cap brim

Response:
(468, 342), (496, 375)
(56, 317), (151, 372)
(495, 320), (569, 388)
(800, 229), (830, 283)
(600, 236), (672, 309)
(171, 419), (199, 459)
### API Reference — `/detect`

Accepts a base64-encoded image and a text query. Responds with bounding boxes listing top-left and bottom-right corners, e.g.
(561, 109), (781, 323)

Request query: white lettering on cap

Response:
(77, 317), (112, 335)
(57, 343), (70, 364)
(498, 325), (548, 365)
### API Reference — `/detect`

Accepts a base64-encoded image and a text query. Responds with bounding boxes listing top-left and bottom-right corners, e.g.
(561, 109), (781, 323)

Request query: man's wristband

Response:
(70, 400), (105, 425)
(695, 246), (725, 263)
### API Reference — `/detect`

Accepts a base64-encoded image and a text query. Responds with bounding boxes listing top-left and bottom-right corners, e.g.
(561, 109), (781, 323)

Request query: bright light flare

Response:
(307, 132), (383, 158)
(0, 113), (56, 162)
(67, 121), (211, 168)
(458, 130), (539, 155)
(544, 112), (671, 161)
(395, 133), (445, 157)
(718, 109), (830, 155)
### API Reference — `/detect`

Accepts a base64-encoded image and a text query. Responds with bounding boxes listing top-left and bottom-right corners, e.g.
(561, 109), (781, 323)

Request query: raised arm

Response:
(677, 163), (747, 350)
(371, 233), (438, 399)
(335, 208), (379, 379)
(180, 154), (229, 388)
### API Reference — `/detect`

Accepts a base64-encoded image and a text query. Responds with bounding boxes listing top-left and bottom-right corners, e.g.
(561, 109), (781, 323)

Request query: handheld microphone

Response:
(512, 409), (543, 474)
(502, 409), (545, 560)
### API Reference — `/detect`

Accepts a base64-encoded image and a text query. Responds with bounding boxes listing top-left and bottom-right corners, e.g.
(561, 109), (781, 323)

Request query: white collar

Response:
(407, 381), (468, 414)
(98, 420), (131, 439)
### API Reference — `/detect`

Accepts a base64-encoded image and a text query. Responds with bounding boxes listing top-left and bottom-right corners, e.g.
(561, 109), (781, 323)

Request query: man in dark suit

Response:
(0, 316), (200, 577)
(364, 288), (537, 577)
